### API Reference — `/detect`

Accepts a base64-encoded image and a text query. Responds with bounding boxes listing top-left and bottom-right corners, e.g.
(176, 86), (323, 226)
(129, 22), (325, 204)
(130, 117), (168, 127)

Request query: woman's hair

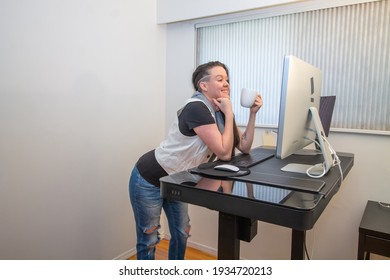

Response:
(192, 61), (229, 92)
(192, 61), (239, 156)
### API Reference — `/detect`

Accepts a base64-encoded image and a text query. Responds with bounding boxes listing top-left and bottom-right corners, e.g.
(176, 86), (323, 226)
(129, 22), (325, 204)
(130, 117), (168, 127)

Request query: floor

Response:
(128, 239), (216, 260)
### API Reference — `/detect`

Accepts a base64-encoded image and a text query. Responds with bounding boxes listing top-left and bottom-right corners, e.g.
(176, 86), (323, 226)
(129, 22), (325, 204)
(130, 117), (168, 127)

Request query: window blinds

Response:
(196, 0), (389, 132)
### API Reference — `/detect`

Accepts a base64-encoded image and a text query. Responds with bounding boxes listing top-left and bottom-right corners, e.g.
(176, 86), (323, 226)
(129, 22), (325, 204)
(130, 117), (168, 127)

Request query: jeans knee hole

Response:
(144, 225), (160, 235)
(185, 225), (191, 237)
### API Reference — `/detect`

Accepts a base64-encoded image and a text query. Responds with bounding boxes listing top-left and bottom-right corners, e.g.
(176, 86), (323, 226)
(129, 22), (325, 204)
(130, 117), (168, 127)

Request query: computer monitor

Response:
(276, 55), (335, 178)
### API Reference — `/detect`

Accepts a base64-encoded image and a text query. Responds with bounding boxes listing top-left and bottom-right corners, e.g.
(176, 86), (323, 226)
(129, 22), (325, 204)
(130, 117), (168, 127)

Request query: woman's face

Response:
(201, 66), (230, 99)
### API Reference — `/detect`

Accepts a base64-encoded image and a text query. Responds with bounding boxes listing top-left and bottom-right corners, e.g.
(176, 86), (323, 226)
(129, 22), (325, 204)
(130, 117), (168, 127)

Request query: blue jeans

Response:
(129, 167), (190, 260)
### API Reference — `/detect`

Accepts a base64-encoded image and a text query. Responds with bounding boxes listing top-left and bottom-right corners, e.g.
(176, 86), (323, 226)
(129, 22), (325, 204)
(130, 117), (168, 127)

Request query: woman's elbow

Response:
(238, 143), (251, 154)
(217, 153), (232, 161)
(240, 148), (251, 154)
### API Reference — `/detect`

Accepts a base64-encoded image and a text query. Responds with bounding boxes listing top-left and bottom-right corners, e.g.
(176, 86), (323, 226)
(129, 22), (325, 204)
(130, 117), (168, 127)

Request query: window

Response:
(196, 0), (389, 133)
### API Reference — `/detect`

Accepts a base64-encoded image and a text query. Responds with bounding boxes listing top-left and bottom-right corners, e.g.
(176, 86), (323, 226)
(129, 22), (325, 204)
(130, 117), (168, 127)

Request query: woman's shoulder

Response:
(182, 99), (212, 114)
(179, 100), (215, 131)
(180, 101), (214, 122)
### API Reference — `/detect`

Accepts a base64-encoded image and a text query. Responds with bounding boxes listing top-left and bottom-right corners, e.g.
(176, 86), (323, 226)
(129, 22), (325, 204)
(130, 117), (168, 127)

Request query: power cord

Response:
(303, 227), (317, 260)
(305, 136), (343, 180)
(378, 201), (390, 208)
(321, 136), (343, 181)
(304, 237), (311, 260)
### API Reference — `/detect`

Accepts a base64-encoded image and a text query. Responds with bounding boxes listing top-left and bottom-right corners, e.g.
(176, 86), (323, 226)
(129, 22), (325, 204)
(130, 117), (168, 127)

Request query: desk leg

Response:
(218, 212), (240, 260)
(291, 229), (306, 260)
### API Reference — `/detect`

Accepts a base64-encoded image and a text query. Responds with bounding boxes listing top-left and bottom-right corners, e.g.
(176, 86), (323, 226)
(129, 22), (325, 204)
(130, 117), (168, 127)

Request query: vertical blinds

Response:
(196, 0), (390, 132)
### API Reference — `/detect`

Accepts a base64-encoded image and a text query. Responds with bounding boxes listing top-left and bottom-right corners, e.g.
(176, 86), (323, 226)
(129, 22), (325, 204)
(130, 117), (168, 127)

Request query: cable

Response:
(304, 136), (343, 180)
(306, 163), (326, 178)
(304, 237), (311, 260)
(303, 227), (318, 260)
(378, 201), (390, 208)
(304, 138), (326, 178)
(321, 136), (343, 181)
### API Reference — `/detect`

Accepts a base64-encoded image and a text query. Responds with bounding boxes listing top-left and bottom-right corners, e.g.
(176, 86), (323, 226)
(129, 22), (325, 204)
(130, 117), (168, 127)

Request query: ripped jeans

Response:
(129, 167), (190, 260)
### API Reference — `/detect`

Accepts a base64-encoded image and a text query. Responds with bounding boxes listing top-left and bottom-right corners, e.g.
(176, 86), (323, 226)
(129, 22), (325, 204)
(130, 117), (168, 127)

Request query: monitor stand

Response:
(281, 107), (334, 177)
(281, 163), (324, 175)
(293, 148), (322, 156)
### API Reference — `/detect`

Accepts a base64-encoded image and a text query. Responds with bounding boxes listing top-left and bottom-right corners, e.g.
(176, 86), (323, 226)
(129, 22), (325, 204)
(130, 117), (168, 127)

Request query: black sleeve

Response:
(178, 101), (215, 136)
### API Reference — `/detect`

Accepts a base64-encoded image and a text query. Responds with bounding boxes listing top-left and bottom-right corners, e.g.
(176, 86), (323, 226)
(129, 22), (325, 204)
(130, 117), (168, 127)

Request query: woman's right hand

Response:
(213, 97), (233, 117)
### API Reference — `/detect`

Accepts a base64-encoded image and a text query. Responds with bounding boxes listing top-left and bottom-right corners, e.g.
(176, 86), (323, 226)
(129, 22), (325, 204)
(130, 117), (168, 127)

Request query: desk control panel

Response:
(168, 188), (182, 197)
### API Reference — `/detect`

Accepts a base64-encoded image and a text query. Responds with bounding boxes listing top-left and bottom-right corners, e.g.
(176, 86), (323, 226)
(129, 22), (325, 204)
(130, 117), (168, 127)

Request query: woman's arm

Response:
(194, 97), (235, 161)
(237, 94), (263, 154)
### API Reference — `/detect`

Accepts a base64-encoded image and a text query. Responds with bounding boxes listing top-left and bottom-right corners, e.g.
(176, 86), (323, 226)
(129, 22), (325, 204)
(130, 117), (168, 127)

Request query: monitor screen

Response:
(276, 55), (334, 177)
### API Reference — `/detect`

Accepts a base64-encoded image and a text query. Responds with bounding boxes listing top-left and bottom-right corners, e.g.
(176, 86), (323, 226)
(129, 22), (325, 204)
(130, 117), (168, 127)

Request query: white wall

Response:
(165, 5), (390, 259)
(0, 0), (166, 259)
(157, 0), (299, 23)
(157, 0), (377, 23)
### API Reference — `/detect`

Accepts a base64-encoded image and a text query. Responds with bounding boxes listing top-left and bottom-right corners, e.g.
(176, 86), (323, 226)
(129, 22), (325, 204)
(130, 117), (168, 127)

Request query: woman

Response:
(129, 61), (263, 260)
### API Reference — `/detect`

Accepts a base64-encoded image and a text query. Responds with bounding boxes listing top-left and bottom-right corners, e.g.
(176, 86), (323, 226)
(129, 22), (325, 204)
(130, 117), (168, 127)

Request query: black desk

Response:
(160, 148), (354, 259)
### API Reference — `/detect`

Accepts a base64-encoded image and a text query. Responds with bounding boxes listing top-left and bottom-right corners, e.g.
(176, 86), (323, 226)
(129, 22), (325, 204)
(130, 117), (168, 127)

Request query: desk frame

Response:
(217, 212), (307, 259)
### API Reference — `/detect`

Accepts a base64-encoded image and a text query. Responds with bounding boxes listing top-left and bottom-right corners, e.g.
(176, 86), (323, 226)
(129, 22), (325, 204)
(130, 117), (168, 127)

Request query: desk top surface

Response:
(160, 147), (354, 230)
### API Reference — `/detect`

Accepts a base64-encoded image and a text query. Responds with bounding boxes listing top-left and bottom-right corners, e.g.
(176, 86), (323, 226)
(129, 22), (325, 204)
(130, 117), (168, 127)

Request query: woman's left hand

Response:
(250, 94), (263, 114)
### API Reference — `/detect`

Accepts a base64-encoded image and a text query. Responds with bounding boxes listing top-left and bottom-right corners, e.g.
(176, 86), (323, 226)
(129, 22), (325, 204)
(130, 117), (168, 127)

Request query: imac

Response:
(276, 55), (337, 178)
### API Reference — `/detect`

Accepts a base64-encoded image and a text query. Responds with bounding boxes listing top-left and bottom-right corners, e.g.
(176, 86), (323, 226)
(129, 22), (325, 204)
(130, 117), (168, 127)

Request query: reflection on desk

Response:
(178, 176), (322, 211)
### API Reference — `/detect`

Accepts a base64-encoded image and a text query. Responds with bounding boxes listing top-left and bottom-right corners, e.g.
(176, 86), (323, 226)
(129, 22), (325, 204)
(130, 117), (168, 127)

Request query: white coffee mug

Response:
(240, 88), (257, 108)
